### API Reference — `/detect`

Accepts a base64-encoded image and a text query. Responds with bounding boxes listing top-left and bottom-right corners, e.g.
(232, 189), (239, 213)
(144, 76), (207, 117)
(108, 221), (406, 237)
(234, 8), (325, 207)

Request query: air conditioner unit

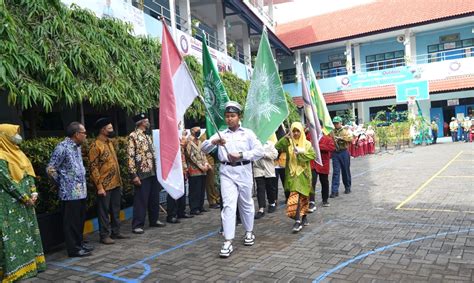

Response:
(396, 35), (405, 43)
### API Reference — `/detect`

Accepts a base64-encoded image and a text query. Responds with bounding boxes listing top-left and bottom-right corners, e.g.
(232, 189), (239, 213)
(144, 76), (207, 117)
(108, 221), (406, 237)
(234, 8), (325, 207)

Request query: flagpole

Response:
(159, 17), (230, 155)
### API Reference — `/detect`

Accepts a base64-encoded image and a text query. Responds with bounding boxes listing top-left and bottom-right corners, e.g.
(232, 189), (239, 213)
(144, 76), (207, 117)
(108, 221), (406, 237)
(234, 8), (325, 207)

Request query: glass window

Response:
(320, 63), (329, 70)
(385, 52), (394, 60)
(427, 45), (438, 53)
(366, 55), (375, 63)
(375, 54), (385, 61)
(394, 50), (404, 58)
(462, 39), (474, 47)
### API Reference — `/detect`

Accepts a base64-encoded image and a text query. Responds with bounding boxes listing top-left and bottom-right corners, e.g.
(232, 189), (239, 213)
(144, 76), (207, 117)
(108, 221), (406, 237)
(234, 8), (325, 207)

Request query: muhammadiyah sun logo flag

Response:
(306, 57), (334, 134)
(202, 33), (229, 137)
(242, 28), (289, 143)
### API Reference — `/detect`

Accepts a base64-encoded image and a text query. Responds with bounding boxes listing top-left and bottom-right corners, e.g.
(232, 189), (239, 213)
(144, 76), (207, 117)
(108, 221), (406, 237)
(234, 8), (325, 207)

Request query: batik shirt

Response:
(46, 138), (87, 200)
(127, 128), (155, 180)
(186, 138), (207, 177)
(88, 137), (122, 191)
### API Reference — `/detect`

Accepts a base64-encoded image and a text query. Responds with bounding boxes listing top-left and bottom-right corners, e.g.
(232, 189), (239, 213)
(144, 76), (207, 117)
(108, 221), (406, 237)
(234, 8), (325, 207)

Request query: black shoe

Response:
(69, 249), (92, 257)
(236, 218), (242, 226)
(301, 215), (309, 226)
(82, 243), (94, 252)
(200, 208), (209, 213)
(335, 192), (339, 197)
(254, 211), (265, 219)
(166, 217), (181, 224)
(190, 210), (201, 215)
(177, 213), (194, 219)
(209, 204), (220, 209)
(344, 189), (351, 194)
(292, 221), (302, 233)
(110, 234), (130, 239)
(150, 220), (166, 227)
(268, 205), (276, 213)
(329, 193), (336, 198)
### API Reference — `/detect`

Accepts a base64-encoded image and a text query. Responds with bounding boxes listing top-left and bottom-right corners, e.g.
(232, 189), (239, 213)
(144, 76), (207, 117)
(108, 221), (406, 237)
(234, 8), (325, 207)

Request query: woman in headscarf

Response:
(0, 124), (46, 282)
(275, 122), (316, 233)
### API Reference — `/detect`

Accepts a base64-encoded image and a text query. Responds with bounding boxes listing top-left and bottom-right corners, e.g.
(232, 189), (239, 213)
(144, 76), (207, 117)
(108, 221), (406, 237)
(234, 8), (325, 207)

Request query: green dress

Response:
(0, 160), (46, 282)
(275, 137), (316, 196)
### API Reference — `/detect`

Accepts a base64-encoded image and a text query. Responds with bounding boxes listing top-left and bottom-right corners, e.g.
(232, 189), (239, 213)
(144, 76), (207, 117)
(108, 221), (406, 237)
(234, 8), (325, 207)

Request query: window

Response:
(427, 37), (474, 63)
(365, 50), (404, 72)
(280, 68), (296, 84)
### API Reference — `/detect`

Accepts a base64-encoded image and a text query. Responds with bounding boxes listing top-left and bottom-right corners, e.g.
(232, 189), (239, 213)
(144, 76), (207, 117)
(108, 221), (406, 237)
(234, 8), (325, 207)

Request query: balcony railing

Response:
(316, 46), (474, 79)
(245, 0), (274, 27)
(227, 39), (250, 65)
(191, 19), (225, 52)
(143, 0), (189, 33)
(414, 46), (474, 64)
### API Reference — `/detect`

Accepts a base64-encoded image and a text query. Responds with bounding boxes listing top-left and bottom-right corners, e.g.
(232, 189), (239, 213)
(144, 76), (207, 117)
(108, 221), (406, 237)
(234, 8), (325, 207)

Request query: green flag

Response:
(242, 29), (289, 143)
(202, 34), (229, 137)
(306, 57), (334, 135)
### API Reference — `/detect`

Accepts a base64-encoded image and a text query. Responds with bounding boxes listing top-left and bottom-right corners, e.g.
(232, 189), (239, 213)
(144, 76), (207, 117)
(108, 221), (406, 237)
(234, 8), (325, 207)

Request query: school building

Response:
(275, 0), (474, 137)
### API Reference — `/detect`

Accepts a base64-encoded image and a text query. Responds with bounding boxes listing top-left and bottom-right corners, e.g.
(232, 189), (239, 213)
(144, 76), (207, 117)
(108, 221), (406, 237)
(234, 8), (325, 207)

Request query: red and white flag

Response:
(154, 22), (198, 199)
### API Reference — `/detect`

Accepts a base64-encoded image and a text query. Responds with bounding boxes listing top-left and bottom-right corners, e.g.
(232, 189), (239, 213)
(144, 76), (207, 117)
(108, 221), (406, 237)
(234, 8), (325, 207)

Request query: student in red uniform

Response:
(306, 124), (336, 211)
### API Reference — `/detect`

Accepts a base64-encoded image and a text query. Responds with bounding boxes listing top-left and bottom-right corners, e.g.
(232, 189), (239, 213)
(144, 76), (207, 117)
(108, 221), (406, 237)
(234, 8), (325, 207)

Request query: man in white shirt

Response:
(201, 101), (263, 258)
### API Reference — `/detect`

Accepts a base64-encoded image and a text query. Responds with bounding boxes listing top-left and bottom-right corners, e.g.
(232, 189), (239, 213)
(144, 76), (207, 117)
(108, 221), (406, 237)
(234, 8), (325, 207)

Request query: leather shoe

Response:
(110, 234), (130, 239)
(69, 249), (91, 257)
(177, 213), (194, 219)
(209, 204), (220, 209)
(100, 237), (115, 245)
(166, 217), (181, 224)
(150, 220), (166, 227)
(82, 243), (94, 252)
(190, 210), (201, 215)
(200, 208), (209, 213)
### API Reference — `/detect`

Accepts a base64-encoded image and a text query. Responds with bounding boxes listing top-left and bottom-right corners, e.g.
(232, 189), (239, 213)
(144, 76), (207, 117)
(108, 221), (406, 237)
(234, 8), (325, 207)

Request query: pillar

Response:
(357, 101), (369, 124)
(216, 0), (227, 53)
(353, 43), (361, 74)
(404, 28), (412, 66)
(177, 0), (191, 33)
(169, 0), (177, 38)
(345, 41), (353, 74)
(241, 23), (251, 66)
(295, 50), (302, 82)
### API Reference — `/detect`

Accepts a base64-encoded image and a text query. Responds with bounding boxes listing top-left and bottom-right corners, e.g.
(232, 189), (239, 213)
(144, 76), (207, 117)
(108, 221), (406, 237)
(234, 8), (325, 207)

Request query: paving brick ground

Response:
(30, 141), (474, 282)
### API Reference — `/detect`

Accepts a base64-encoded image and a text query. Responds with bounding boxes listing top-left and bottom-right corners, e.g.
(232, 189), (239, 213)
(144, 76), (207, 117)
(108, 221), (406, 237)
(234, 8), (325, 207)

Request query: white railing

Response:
(413, 46), (474, 64)
(144, 0), (189, 33)
(245, 0), (274, 27)
(318, 46), (474, 79)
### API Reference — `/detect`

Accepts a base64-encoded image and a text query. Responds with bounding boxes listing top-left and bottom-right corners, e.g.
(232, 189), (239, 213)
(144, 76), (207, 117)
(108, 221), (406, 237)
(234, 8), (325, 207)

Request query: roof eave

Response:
(287, 12), (474, 50)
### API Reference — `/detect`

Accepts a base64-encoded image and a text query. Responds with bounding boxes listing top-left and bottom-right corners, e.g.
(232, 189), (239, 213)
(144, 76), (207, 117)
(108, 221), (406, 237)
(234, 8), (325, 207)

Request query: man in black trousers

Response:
(127, 113), (166, 234)
(166, 130), (194, 223)
(47, 122), (93, 257)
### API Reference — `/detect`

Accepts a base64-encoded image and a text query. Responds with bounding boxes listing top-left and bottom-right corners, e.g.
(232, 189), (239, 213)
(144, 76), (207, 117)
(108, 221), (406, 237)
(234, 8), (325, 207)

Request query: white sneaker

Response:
(308, 202), (316, 213)
(219, 241), (233, 257)
(243, 231), (255, 246)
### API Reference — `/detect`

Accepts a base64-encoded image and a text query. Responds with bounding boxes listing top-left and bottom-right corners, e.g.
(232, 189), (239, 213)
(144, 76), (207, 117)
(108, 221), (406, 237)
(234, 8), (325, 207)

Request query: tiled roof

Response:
(291, 75), (474, 106)
(277, 0), (474, 48)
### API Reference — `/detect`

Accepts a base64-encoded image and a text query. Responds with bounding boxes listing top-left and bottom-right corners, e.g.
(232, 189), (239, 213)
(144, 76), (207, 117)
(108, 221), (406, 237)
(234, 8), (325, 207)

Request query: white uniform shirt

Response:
(201, 127), (263, 163)
(253, 141), (277, 178)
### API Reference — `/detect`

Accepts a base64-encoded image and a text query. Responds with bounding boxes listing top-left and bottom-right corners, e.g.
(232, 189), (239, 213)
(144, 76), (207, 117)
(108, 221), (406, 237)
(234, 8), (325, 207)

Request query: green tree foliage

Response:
(1, 0), (160, 113)
(0, 0), (299, 121)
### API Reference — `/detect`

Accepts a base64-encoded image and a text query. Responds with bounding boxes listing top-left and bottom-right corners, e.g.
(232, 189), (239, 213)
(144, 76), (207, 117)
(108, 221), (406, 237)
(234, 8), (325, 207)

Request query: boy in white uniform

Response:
(201, 101), (263, 257)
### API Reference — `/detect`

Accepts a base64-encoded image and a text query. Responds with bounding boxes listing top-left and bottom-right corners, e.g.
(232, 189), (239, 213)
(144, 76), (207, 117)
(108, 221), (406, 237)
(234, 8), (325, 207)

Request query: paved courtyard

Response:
(33, 141), (473, 282)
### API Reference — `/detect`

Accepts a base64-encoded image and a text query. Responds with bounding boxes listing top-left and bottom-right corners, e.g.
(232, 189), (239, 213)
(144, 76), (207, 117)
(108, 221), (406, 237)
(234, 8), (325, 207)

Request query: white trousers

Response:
(220, 164), (255, 240)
